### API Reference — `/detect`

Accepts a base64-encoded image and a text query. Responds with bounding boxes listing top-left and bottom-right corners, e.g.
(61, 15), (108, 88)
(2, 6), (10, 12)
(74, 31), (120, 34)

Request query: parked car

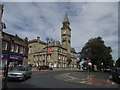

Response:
(82, 67), (88, 70)
(111, 67), (120, 84)
(38, 65), (53, 70)
(28, 64), (32, 70)
(8, 65), (32, 81)
(103, 67), (111, 72)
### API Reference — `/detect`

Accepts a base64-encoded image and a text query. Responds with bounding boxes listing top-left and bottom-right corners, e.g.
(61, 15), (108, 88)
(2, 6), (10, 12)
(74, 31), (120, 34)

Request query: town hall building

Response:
(28, 13), (77, 68)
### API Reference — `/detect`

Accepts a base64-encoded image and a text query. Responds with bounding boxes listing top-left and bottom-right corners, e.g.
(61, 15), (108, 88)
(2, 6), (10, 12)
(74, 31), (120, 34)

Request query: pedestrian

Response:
(8, 65), (11, 71)
(88, 62), (92, 71)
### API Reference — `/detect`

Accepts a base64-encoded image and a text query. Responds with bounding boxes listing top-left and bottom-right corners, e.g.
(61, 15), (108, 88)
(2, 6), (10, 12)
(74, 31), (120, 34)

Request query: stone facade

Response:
(28, 36), (46, 65)
(1, 32), (28, 67)
(28, 13), (77, 68)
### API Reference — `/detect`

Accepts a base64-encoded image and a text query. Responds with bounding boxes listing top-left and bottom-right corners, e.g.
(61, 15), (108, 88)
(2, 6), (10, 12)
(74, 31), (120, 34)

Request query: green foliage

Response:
(82, 62), (88, 67)
(115, 58), (120, 67)
(80, 37), (113, 70)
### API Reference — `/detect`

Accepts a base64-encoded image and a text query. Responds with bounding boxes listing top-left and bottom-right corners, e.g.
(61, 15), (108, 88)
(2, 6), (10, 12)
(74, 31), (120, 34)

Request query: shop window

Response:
(59, 55), (61, 59)
(48, 55), (51, 60)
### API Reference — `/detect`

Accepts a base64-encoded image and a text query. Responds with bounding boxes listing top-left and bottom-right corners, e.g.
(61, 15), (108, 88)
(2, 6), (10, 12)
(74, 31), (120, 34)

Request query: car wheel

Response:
(22, 76), (26, 81)
(29, 75), (31, 78)
(116, 78), (120, 84)
(29, 74), (32, 78)
(111, 76), (115, 82)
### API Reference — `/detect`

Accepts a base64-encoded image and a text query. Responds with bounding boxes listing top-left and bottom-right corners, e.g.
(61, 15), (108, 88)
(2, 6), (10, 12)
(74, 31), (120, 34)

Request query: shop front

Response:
(0, 55), (23, 68)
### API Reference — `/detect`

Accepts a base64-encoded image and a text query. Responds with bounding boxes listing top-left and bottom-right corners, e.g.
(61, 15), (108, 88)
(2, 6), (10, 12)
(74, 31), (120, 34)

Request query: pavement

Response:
(55, 70), (120, 88)
(0, 70), (3, 78)
(0, 70), (3, 90)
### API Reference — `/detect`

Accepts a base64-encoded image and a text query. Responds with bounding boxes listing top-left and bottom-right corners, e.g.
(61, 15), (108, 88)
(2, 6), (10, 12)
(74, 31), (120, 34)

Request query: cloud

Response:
(2, 2), (118, 60)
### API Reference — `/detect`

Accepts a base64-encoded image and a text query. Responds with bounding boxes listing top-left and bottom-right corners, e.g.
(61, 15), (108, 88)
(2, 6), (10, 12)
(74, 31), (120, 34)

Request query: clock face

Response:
(63, 31), (66, 34)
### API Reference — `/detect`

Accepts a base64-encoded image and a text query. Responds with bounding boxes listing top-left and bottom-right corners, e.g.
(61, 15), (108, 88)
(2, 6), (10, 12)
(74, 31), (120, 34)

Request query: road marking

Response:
(112, 82), (115, 84)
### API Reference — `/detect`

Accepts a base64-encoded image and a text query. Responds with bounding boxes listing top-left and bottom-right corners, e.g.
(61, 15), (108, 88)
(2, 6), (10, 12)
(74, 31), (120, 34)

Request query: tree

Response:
(82, 62), (88, 67)
(115, 58), (120, 67)
(80, 37), (113, 70)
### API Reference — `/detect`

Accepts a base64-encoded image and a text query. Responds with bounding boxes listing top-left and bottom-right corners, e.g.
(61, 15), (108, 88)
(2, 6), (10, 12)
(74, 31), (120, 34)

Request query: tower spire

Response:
(63, 12), (69, 23)
(61, 12), (71, 54)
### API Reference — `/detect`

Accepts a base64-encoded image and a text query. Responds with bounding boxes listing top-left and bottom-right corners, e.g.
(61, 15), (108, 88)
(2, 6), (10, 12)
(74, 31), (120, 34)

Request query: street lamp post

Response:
(46, 38), (49, 66)
(0, 5), (6, 69)
(0, 4), (7, 90)
(2, 38), (13, 90)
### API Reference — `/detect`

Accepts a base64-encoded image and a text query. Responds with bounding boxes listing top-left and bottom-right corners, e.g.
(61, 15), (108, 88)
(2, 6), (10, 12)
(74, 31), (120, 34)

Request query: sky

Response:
(1, 1), (118, 60)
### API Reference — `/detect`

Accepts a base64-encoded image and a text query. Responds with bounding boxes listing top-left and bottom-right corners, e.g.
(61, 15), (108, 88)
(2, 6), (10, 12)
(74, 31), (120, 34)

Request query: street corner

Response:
(85, 77), (120, 87)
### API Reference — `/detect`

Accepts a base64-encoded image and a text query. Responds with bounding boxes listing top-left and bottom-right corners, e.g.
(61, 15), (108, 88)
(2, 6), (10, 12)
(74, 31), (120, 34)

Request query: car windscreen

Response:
(13, 66), (26, 71)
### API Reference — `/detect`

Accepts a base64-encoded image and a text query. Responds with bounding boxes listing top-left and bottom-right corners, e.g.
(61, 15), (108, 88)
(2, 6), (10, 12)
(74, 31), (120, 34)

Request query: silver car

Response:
(8, 65), (32, 81)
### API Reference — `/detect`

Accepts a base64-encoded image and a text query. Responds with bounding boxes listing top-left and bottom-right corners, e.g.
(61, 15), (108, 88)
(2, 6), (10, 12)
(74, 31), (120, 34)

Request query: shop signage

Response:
(0, 55), (23, 61)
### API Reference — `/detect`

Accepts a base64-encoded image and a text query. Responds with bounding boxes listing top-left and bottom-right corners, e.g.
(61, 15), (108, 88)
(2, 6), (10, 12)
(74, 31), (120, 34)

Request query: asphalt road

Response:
(6, 70), (119, 89)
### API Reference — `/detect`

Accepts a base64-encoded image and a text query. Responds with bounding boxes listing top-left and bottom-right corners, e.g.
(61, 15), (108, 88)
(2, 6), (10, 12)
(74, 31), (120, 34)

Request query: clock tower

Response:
(61, 13), (71, 54)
